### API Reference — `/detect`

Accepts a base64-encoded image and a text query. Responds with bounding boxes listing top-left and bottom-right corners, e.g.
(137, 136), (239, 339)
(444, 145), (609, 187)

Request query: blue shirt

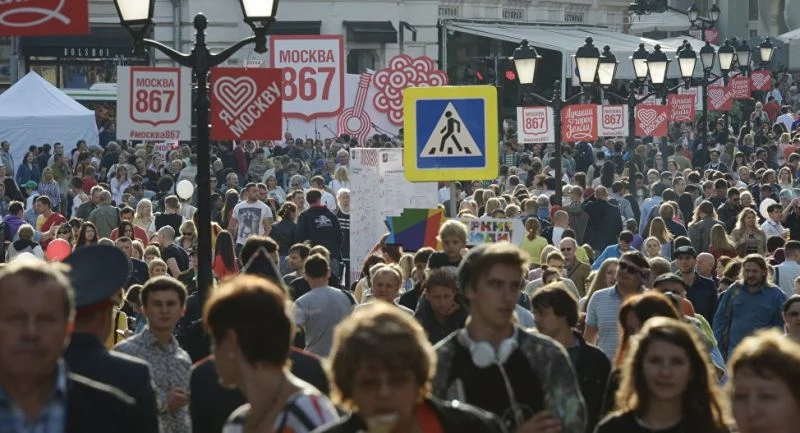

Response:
(713, 282), (786, 359)
(0, 361), (67, 433)
(592, 244), (631, 270)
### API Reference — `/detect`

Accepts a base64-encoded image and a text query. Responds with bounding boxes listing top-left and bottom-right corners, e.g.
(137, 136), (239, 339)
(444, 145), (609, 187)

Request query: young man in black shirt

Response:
(432, 243), (587, 433)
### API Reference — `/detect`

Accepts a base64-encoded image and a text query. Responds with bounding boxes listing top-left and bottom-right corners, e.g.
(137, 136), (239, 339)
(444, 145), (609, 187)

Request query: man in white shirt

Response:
(777, 106), (796, 133)
(229, 183), (274, 254)
(761, 202), (788, 240)
(311, 176), (337, 212)
(774, 241), (800, 298)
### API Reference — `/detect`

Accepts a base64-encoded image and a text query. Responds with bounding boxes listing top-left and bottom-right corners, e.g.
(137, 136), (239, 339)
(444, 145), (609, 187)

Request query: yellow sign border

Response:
(403, 85), (498, 182)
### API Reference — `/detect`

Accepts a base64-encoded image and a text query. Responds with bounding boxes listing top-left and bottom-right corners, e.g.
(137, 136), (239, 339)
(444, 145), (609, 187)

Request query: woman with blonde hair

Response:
(778, 166), (794, 190)
(649, 217), (673, 258)
(329, 166), (350, 195)
(133, 198), (154, 234)
(175, 220), (197, 253)
(520, 217), (547, 267)
(397, 253), (415, 292)
(709, 223), (739, 259)
(481, 197), (502, 219)
(596, 317), (731, 433)
(579, 258), (618, 312)
(642, 236), (662, 259)
(731, 208), (767, 256)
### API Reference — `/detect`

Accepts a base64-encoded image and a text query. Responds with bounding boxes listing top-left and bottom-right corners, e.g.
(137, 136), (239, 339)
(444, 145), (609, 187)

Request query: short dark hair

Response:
(311, 175), (325, 186)
(618, 231), (634, 243)
(530, 283), (579, 327)
(306, 189), (322, 204)
(140, 276), (188, 307)
(414, 247), (435, 265)
(204, 275), (292, 366)
(8, 201), (23, 215)
(288, 243), (310, 258)
(304, 254), (330, 279)
(240, 236), (278, 264)
(785, 240), (800, 255)
(422, 268), (457, 292)
(35, 195), (51, 207)
(727, 188), (740, 198)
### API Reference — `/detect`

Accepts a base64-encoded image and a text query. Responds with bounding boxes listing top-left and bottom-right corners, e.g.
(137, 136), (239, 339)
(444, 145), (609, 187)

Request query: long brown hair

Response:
(613, 292), (681, 368)
(615, 317), (730, 432)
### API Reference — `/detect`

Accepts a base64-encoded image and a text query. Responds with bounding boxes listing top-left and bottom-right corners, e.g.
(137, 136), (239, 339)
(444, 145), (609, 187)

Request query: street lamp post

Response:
(698, 40), (734, 147)
(688, 3), (720, 42)
(113, 0), (279, 302)
(513, 38), (602, 203)
(600, 43), (696, 184)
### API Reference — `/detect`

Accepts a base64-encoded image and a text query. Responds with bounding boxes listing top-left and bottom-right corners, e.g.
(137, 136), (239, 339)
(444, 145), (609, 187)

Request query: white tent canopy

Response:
(444, 21), (720, 85)
(0, 72), (99, 173)
(777, 27), (800, 42)
(629, 11), (690, 34)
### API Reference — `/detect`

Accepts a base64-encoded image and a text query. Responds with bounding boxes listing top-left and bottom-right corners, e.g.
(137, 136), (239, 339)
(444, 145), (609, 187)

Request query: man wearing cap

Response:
(62, 245), (159, 433)
(674, 245), (719, 326)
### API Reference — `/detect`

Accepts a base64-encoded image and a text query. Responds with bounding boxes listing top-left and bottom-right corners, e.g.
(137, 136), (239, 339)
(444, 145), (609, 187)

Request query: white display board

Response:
(349, 148), (438, 283)
(117, 66), (192, 141)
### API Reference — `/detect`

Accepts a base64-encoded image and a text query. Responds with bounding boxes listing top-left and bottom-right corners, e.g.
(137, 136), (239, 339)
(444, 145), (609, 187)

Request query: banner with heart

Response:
(635, 105), (668, 137)
(561, 104), (598, 143)
(750, 70), (772, 92)
(707, 86), (733, 111)
(730, 76), (751, 100)
(210, 68), (283, 140)
(667, 94), (695, 122)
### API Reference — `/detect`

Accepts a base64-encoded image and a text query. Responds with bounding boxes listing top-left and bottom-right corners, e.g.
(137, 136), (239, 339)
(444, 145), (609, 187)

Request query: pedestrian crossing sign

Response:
(403, 86), (498, 182)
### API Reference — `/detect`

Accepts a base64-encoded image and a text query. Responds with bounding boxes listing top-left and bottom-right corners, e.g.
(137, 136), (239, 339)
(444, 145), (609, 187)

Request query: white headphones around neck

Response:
(457, 327), (519, 368)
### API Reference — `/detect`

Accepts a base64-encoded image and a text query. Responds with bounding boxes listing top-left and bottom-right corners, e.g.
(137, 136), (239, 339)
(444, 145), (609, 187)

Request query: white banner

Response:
(269, 35), (345, 122)
(116, 66), (191, 141)
(597, 105), (629, 137)
(516, 106), (554, 144)
(678, 85), (703, 111)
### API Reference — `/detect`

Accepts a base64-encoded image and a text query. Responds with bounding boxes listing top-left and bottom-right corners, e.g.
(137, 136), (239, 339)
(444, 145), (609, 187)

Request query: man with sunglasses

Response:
(560, 237), (591, 297)
(584, 251), (650, 359)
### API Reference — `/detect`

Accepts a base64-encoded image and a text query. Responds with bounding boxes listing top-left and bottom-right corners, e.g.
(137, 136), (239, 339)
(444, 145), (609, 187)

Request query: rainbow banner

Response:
(385, 208), (445, 252)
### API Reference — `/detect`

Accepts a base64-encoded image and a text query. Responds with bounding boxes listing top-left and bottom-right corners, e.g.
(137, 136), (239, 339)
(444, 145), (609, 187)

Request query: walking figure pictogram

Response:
(436, 111), (470, 155)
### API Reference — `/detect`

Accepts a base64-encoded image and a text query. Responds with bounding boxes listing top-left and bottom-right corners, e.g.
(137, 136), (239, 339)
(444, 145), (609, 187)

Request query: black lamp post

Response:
(758, 37), (776, 69)
(601, 43), (696, 182)
(688, 3), (720, 42)
(113, 0), (279, 302)
(698, 39), (734, 147)
(513, 38), (602, 203)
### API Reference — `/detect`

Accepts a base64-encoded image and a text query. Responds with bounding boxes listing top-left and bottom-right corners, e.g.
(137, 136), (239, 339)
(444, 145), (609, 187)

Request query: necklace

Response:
(244, 375), (286, 432)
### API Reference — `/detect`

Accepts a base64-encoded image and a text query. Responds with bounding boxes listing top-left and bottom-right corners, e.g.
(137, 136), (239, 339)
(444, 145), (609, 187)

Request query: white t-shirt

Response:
(320, 190), (337, 212)
(231, 200), (273, 245)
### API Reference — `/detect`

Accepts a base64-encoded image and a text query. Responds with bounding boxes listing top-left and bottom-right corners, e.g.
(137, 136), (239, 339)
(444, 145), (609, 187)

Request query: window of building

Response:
(439, 6), (459, 18)
(750, 29), (758, 38)
(347, 49), (378, 74)
(564, 9), (585, 23)
(503, 8), (525, 20)
(748, 0), (759, 21)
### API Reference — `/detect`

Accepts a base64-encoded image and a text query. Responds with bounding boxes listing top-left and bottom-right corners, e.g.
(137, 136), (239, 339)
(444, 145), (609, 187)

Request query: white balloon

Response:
(176, 180), (194, 200)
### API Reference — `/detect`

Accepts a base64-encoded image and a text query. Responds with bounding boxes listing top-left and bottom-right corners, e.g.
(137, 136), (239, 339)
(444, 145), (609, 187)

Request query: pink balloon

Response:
(46, 239), (72, 261)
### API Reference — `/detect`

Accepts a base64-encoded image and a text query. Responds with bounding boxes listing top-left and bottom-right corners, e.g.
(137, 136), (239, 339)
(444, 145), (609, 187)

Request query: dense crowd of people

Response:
(0, 68), (800, 433)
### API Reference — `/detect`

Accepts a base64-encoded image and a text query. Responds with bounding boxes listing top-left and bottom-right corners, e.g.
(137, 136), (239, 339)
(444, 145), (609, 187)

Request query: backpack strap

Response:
(720, 283), (742, 360)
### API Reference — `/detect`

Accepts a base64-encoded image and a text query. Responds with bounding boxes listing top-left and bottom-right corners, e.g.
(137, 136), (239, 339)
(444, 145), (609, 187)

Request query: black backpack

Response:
(0, 221), (9, 263)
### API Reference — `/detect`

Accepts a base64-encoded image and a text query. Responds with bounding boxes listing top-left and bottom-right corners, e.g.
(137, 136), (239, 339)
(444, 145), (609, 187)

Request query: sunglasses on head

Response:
(618, 261), (641, 275)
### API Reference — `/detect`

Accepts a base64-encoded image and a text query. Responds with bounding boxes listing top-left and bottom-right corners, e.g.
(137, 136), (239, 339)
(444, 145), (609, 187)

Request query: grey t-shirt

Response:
(292, 286), (354, 357)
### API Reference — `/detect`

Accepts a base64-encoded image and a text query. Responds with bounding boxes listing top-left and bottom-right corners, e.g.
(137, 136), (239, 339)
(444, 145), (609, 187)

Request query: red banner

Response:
(635, 105), (669, 137)
(0, 0), (89, 36)
(667, 94), (696, 122)
(751, 70), (772, 92)
(730, 76), (751, 99)
(707, 85), (733, 111)
(210, 68), (283, 140)
(561, 104), (598, 143)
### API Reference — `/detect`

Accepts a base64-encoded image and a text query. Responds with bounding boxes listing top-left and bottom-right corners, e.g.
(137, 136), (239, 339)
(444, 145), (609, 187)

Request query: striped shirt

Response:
(586, 286), (643, 359)
(0, 361), (67, 433)
(223, 391), (338, 433)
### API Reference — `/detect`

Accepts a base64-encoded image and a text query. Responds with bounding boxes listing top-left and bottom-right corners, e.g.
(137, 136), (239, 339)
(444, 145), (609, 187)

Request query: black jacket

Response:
(295, 205), (343, 259)
(571, 332), (612, 433)
(190, 350), (330, 433)
(311, 397), (504, 433)
(63, 333), (159, 433)
(66, 372), (142, 433)
(581, 198), (623, 252)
